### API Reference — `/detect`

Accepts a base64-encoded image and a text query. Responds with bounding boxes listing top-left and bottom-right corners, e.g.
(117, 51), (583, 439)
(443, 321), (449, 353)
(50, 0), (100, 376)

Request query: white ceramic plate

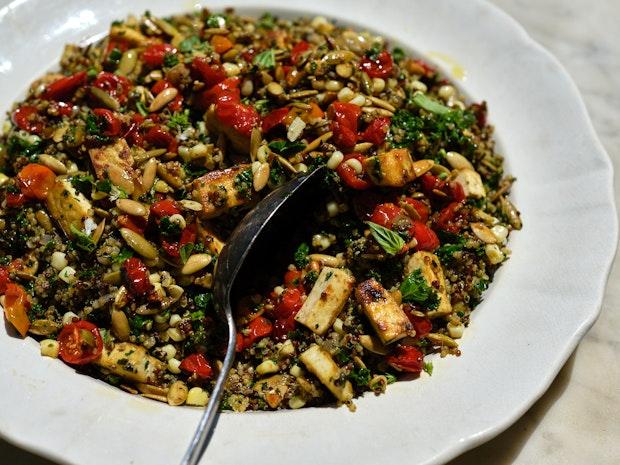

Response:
(0, 1), (616, 464)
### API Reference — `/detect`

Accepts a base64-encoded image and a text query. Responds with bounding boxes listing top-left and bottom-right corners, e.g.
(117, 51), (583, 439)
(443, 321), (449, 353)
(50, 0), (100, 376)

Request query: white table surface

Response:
(1, 1), (619, 464)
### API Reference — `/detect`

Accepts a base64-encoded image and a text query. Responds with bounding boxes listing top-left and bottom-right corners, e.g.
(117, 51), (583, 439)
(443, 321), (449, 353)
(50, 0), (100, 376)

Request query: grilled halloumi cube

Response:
(299, 344), (353, 403)
(89, 138), (138, 194)
(294, 267), (355, 335)
(190, 164), (255, 218)
(46, 175), (94, 238)
(364, 148), (433, 187)
(405, 251), (452, 318)
(95, 342), (164, 385)
(452, 168), (486, 199)
(355, 279), (413, 344)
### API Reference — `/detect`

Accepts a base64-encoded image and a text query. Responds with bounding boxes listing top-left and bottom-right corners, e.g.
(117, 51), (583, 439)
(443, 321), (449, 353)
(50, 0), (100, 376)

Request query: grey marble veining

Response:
(1, 1), (619, 464)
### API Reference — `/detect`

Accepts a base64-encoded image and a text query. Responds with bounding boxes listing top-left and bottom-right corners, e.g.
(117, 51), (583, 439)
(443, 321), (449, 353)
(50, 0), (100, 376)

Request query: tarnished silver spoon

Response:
(180, 166), (327, 465)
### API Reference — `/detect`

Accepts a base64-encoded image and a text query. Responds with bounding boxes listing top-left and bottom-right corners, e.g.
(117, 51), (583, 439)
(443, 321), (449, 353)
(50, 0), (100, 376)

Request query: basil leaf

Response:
(253, 49), (276, 69)
(367, 221), (405, 255)
(268, 140), (305, 156)
(180, 242), (194, 264)
(411, 92), (451, 115)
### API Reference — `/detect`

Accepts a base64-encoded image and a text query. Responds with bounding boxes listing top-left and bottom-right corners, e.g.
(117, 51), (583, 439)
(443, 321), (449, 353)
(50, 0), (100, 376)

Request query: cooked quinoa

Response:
(0, 9), (521, 411)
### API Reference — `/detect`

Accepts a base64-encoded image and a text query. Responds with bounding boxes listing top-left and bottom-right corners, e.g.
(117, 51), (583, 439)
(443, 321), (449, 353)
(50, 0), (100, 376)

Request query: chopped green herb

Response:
(70, 174), (94, 197)
(268, 140), (305, 156)
(253, 49), (276, 69)
(95, 178), (112, 193)
(108, 48), (122, 63)
(348, 367), (371, 387)
(435, 234), (466, 263)
(367, 222), (405, 255)
(399, 268), (439, 310)
(205, 14), (227, 29)
(385, 373), (397, 384)
(257, 12), (276, 29)
(159, 216), (181, 237)
(70, 225), (95, 253)
(304, 270), (318, 288)
(129, 314), (148, 336)
(233, 168), (253, 199)
(294, 242), (310, 269)
(392, 47), (405, 62)
(163, 52), (179, 68)
(167, 110), (190, 132)
(178, 35), (201, 53)
(253, 99), (272, 116)
(180, 242), (194, 263)
(423, 362), (433, 375)
(135, 101), (148, 116)
(7, 133), (42, 157)
(268, 161), (285, 186)
(194, 292), (213, 310)
(112, 248), (134, 264)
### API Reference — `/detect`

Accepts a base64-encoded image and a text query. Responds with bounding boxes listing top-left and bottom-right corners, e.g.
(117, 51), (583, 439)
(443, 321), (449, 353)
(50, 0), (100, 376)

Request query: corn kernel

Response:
(186, 387), (209, 406)
(40, 339), (59, 358)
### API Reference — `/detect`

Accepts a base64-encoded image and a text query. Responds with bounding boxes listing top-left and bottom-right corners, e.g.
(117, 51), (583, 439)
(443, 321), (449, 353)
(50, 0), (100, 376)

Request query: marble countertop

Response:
(2, 1), (619, 464)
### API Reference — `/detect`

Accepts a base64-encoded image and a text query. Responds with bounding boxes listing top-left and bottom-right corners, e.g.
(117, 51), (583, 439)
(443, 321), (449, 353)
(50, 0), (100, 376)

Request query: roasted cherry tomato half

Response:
(93, 108), (121, 136)
(359, 50), (394, 79)
(142, 43), (177, 67)
(179, 353), (213, 379)
(215, 101), (260, 137)
(360, 116), (390, 145)
(386, 345), (424, 373)
(409, 221), (440, 251)
(290, 40), (310, 65)
(369, 203), (404, 229)
(336, 153), (372, 190)
(191, 57), (227, 88)
(261, 107), (290, 133)
(328, 102), (361, 149)
(42, 71), (86, 101)
(58, 320), (103, 365)
(12, 106), (43, 134)
(16, 163), (56, 200)
(3, 283), (30, 337)
(121, 257), (153, 297)
(92, 72), (131, 104)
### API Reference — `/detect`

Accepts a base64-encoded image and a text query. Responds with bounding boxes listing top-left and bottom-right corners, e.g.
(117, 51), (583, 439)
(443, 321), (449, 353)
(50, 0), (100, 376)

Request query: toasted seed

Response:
(337, 86), (355, 102)
(108, 164), (135, 194)
(253, 163), (270, 191)
(90, 86), (120, 111)
(275, 154), (297, 174)
(412, 159), (435, 177)
(168, 213), (186, 230)
(114, 286), (129, 309)
(352, 142), (373, 153)
(372, 77), (386, 94)
(325, 80), (343, 92)
(35, 210), (53, 232)
(335, 63), (353, 78)
(445, 151), (473, 170)
(321, 50), (355, 64)
(470, 222), (497, 243)
(299, 131), (333, 156)
(360, 71), (373, 94)
(266, 82), (284, 96)
(167, 380), (189, 406)
(241, 79), (254, 96)
(103, 270), (121, 284)
(287, 89), (319, 99)
(250, 127), (261, 162)
(38, 154), (67, 174)
(367, 95), (396, 112)
(111, 309), (130, 341)
(179, 199), (202, 211)
(117, 199), (147, 216)
(181, 254), (212, 275)
(326, 150), (344, 169)
(120, 227), (159, 259)
(149, 87), (178, 112)
(308, 253), (344, 267)
(92, 218), (106, 245)
(141, 158), (157, 192)
(117, 49), (138, 76)
(427, 332), (458, 348)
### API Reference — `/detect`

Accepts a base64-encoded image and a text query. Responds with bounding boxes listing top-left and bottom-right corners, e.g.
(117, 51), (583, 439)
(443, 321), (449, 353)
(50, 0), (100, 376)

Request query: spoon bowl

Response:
(180, 166), (328, 465)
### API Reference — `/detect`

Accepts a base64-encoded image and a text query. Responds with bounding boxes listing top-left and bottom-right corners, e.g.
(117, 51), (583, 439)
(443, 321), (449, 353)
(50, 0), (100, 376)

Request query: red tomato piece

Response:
(386, 345), (424, 373)
(272, 314), (296, 342)
(328, 102), (361, 149)
(161, 240), (180, 258)
(5, 191), (27, 208)
(179, 223), (197, 248)
(142, 43), (176, 67)
(273, 288), (304, 320)
(92, 72), (131, 104)
(290, 40), (310, 65)
(435, 201), (464, 234)
(12, 106), (43, 134)
(150, 199), (181, 218)
(179, 353), (213, 379)
(215, 101), (260, 137)
(151, 79), (172, 95)
(145, 125), (177, 153)
(369, 203), (404, 229)
(0, 267), (10, 294)
(261, 107), (290, 133)
(191, 57), (227, 88)
(42, 71), (86, 101)
(450, 181), (465, 202)
(284, 270), (303, 288)
(93, 108), (121, 136)
(402, 198), (430, 223)
(406, 312), (433, 338)
(195, 77), (241, 110)
(51, 101), (74, 117)
(236, 316), (274, 351)
(360, 116), (390, 145)
(58, 320), (103, 365)
(16, 163), (56, 200)
(106, 39), (129, 56)
(336, 153), (372, 190)
(117, 214), (147, 234)
(421, 173), (446, 194)
(409, 221), (440, 251)
(360, 50), (394, 78)
(121, 257), (153, 297)
(3, 282), (30, 337)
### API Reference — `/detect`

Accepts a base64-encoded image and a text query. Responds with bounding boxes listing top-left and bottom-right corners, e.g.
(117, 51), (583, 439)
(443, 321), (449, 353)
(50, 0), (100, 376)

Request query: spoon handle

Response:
(179, 311), (236, 465)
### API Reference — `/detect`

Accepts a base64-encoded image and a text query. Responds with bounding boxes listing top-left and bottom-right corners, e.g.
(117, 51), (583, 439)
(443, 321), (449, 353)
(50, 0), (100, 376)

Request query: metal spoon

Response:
(180, 166), (327, 465)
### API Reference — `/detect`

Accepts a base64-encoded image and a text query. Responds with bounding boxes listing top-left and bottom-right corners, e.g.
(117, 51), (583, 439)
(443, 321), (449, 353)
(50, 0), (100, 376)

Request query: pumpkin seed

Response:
(117, 199), (147, 216)
(181, 254), (212, 275)
(111, 310), (130, 341)
(117, 49), (138, 76)
(141, 158), (157, 192)
(120, 227), (159, 259)
(149, 87), (178, 112)
(90, 86), (120, 111)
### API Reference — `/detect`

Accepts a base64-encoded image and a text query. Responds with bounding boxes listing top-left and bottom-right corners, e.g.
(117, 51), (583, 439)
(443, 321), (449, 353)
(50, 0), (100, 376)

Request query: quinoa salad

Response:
(0, 9), (521, 411)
